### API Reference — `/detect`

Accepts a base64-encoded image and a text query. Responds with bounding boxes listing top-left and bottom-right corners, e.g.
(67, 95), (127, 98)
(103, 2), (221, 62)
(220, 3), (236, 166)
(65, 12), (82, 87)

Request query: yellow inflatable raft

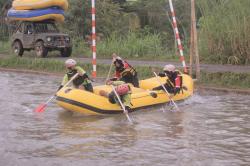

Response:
(13, 0), (69, 11)
(56, 74), (193, 115)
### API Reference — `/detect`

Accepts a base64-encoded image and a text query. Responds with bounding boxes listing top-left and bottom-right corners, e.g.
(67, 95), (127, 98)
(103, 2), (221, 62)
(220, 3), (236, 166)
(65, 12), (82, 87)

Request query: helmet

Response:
(114, 58), (124, 68)
(65, 59), (76, 68)
(163, 64), (175, 72)
(115, 84), (130, 95)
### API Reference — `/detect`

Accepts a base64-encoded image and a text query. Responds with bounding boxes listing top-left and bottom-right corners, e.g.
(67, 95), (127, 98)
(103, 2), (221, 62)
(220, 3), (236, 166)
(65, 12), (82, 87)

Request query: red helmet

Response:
(115, 84), (130, 95)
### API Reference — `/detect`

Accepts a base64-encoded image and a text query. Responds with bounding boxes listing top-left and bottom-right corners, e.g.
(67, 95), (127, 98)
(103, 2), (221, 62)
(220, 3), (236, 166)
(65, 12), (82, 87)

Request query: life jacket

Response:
(115, 60), (137, 78)
(115, 84), (130, 96)
(165, 70), (183, 92)
(67, 68), (87, 86)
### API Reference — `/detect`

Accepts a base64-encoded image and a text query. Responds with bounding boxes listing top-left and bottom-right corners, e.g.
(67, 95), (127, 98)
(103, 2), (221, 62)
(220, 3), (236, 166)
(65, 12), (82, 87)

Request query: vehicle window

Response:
(34, 23), (58, 33)
(16, 24), (23, 33)
(24, 24), (33, 34)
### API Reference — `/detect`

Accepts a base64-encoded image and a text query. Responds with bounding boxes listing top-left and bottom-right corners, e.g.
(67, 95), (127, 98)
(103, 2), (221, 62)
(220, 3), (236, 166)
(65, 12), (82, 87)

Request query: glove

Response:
(110, 77), (118, 81)
(173, 87), (180, 95)
(57, 85), (63, 91)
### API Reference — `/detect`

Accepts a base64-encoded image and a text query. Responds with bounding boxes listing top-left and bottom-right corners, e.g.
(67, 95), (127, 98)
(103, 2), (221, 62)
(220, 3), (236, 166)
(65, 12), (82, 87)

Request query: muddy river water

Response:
(0, 71), (249, 166)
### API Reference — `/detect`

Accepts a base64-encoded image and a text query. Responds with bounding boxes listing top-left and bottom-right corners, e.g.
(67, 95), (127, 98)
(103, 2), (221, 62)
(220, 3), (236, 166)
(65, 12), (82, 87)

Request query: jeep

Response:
(11, 20), (72, 57)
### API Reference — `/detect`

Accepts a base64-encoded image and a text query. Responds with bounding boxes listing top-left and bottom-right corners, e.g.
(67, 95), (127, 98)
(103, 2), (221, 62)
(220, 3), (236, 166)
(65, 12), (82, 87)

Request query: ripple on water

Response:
(0, 72), (250, 166)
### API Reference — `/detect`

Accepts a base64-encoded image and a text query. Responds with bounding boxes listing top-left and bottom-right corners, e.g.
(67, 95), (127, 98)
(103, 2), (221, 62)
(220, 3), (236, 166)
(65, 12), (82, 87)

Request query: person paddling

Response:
(100, 80), (132, 111)
(152, 64), (182, 95)
(58, 59), (93, 92)
(109, 53), (139, 87)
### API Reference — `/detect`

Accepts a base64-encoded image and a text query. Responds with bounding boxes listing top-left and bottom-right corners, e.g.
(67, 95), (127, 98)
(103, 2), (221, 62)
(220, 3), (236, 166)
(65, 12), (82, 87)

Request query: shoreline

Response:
(1, 67), (250, 95)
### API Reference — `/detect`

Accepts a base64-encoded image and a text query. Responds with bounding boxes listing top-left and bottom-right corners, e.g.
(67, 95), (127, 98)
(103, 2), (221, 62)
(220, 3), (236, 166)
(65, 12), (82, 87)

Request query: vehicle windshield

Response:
(34, 22), (58, 33)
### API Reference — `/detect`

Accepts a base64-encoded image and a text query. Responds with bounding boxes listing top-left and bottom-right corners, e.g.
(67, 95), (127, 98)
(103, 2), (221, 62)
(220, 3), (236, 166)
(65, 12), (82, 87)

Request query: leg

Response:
(108, 91), (117, 104)
(132, 75), (139, 87)
(152, 85), (163, 91)
(84, 83), (94, 92)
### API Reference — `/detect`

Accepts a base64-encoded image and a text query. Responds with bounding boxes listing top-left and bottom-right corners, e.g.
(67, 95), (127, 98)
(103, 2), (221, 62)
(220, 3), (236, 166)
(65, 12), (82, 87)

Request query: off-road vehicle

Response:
(11, 20), (72, 57)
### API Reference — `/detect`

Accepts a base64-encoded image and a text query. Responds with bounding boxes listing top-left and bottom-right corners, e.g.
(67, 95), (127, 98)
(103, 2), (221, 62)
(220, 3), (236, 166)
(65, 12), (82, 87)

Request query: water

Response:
(0, 71), (249, 166)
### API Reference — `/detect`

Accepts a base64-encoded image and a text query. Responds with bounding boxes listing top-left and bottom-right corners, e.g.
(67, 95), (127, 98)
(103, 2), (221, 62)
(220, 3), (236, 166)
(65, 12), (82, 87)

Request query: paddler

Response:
(100, 80), (132, 111)
(109, 53), (139, 87)
(58, 59), (93, 92)
(152, 64), (182, 95)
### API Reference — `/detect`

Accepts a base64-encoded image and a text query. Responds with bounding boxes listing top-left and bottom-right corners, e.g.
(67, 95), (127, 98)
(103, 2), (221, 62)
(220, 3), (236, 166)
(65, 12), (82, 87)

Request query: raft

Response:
(56, 74), (193, 115)
(7, 7), (65, 22)
(12, 0), (69, 11)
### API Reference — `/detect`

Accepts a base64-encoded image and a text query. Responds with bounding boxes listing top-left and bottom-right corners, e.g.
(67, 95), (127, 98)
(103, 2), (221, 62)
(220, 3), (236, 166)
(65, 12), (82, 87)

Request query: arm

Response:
(75, 66), (86, 76)
(175, 76), (181, 88)
(58, 74), (68, 91)
(173, 75), (181, 95)
(76, 66), (91, 80)
(61, 74), (69, 86)
(158, 72), (166, 77)
(115, 71), (121, 78)
(111, 81), (125, 86)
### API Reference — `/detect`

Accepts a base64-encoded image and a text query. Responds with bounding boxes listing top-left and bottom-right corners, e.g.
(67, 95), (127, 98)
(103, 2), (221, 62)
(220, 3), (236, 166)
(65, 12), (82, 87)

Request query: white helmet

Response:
(163, 64), (175, 72)
(65, 59), (76, 67)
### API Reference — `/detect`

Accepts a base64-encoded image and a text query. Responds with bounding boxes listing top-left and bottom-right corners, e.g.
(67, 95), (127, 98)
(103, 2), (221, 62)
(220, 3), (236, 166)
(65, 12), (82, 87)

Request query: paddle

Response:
(111, 85), (133, 123)
(106, 53), (118, 82)
(34, 73), (79, 113)
(153, 72), (179, 111)
(106, 61), (113, 82)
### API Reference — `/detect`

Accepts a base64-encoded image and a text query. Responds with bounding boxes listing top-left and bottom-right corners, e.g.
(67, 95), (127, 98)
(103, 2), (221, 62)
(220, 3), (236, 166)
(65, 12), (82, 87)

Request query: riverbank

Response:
(1, 56), (250, 94)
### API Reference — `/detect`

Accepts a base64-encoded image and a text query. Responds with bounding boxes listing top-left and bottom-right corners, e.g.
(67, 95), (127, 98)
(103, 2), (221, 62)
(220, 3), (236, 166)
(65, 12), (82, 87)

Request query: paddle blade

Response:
(34, 103), (47, 113)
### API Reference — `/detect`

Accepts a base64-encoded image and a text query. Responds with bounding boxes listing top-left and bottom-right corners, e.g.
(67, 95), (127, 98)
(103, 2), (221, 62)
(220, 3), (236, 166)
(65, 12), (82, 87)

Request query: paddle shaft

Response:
(106, 62), (113, 82)
(34, 73), (79, 112)
(153, 72), (179, 110)
(62, 73), (79, 89)
(111, 85), (132, 123)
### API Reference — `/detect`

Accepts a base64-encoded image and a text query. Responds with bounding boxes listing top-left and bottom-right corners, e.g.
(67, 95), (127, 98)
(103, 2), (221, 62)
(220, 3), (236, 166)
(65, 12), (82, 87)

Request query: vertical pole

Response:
(191, 0), (200, 79)
(91, 0), (97, 78)
(168, 0), (188, 74)
(189, 0), (194, 76)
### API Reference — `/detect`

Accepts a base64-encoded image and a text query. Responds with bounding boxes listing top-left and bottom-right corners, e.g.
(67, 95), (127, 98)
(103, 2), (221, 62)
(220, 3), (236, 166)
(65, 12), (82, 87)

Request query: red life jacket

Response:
(115, 61), (136, 78)
(115, 84), (130, 95)
(175, 75), (181, 88)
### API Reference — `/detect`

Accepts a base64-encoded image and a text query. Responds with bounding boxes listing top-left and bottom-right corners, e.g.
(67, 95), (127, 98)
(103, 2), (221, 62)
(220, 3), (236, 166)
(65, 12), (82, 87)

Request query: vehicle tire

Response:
(60, 47), (72, 57)
(12, 41), (24, 56)
(35, 41), (48, 57)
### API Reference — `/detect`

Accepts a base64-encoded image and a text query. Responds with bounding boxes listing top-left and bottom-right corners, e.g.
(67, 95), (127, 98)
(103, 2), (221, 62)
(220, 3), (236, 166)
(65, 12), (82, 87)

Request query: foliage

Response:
(0, 0), (250, 65)
(197, 0), (250, 64)
(0, 40), (10, 53)
(200, 71), (250, 89)
(97, 30), (169, 58)
(0, 56), (160, 79)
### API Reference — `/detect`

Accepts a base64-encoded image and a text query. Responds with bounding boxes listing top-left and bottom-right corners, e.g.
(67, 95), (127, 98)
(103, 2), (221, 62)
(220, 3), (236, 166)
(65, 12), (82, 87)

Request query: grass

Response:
(0, 39), (181, 61)
(197, 0), (250, 65)
(0, 41), (11, 54)
(0, 56), (161, 79)
(1, 56), (250, 90)
(199, 72), (250, 89)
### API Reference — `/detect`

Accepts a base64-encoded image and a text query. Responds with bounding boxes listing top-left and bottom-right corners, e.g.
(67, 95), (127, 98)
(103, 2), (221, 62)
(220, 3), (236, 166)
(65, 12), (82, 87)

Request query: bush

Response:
(197, 0), (250, 65)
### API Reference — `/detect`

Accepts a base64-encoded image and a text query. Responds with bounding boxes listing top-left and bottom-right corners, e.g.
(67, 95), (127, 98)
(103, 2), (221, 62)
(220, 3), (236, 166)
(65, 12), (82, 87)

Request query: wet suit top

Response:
(61, 66), (91, 87)
(114, 59), (139, 87)
(110, 81), (132, 108)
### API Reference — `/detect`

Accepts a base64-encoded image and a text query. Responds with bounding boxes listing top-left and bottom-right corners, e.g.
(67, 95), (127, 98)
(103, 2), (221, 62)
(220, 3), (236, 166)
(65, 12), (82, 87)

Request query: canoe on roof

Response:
(12, 0), (69, 11)
(7, 7), (65, 22)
